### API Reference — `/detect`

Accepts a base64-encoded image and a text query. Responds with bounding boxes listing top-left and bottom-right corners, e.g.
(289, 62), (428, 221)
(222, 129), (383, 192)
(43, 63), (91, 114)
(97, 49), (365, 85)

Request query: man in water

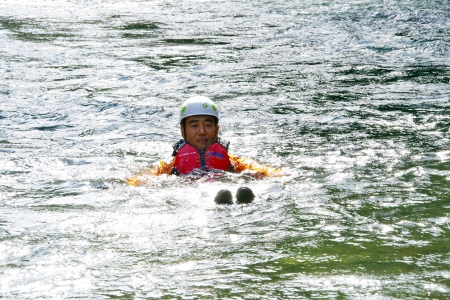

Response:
(172, 95), (254, 204)
(126, 95), (280, 203)
(171, 95), (232, 176)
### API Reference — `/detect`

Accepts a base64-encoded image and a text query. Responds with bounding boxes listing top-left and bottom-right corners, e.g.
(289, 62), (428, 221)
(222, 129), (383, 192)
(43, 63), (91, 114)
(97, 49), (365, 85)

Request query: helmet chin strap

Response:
(180, 124), (186, 140)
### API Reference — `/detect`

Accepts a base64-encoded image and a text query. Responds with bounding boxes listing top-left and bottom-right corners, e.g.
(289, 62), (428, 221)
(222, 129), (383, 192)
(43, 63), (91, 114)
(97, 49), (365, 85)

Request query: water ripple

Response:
(1, 0), (450, 298)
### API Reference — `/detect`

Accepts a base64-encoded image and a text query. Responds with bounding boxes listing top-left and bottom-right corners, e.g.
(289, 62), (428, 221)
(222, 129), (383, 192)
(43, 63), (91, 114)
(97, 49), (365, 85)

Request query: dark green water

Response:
(1, 0), (449, 298)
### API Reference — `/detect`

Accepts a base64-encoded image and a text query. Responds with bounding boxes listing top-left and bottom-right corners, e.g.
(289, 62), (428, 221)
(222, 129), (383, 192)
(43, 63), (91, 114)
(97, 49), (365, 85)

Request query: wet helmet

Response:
(179, 96), (219, 123)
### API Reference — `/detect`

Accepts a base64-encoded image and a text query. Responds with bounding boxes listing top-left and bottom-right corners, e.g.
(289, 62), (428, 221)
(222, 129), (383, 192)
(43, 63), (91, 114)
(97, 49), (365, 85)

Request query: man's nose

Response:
(198, 124), (206, 134)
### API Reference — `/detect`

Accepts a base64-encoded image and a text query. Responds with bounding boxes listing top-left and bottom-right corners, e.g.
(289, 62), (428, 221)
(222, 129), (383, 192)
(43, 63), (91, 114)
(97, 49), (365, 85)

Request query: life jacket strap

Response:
(172, 139), (186, 156)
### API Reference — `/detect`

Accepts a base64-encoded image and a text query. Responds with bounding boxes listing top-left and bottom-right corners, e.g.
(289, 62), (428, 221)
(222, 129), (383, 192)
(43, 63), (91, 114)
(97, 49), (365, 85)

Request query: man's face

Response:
(181, 115), (219, 150)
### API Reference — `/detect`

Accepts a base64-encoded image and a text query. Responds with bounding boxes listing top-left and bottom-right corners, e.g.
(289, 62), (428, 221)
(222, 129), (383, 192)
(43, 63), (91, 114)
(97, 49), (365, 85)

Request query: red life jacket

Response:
(172, 140), (231, 175)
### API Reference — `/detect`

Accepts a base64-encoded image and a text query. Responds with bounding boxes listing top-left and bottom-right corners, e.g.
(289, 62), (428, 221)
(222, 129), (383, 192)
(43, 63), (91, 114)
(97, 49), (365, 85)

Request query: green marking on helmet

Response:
(202, 103), (208, 109)
(212, 104), (217, 111)
(181, 106), (186, 113)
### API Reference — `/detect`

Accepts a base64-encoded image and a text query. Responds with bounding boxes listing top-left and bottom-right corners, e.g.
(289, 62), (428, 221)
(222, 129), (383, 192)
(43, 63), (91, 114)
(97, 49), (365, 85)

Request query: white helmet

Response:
(179, 96), (219, 123)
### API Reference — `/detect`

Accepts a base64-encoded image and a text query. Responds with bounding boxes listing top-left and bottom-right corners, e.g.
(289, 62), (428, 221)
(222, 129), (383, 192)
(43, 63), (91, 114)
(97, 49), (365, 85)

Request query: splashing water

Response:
(1, 0), (450, 298)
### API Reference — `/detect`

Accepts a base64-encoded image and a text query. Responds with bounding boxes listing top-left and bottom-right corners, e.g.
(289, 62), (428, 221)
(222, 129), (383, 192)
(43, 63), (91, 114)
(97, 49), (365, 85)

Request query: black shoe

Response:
(214, 189), (233, 205)
(235, 187), (255, 204)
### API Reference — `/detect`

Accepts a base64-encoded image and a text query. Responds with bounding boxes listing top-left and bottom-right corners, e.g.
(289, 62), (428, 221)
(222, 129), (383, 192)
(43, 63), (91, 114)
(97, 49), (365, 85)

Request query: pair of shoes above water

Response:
(214, 187), (255, 205)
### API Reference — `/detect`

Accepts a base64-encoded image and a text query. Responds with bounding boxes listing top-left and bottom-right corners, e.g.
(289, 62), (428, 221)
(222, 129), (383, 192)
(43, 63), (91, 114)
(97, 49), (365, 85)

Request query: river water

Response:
(1, 0), (449, 298)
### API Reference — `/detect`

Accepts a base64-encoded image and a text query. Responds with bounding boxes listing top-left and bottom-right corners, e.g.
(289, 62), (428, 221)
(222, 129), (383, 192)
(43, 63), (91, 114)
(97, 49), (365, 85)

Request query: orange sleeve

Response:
(228, 153), (281, 178)
(125, 159), (174, 186)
